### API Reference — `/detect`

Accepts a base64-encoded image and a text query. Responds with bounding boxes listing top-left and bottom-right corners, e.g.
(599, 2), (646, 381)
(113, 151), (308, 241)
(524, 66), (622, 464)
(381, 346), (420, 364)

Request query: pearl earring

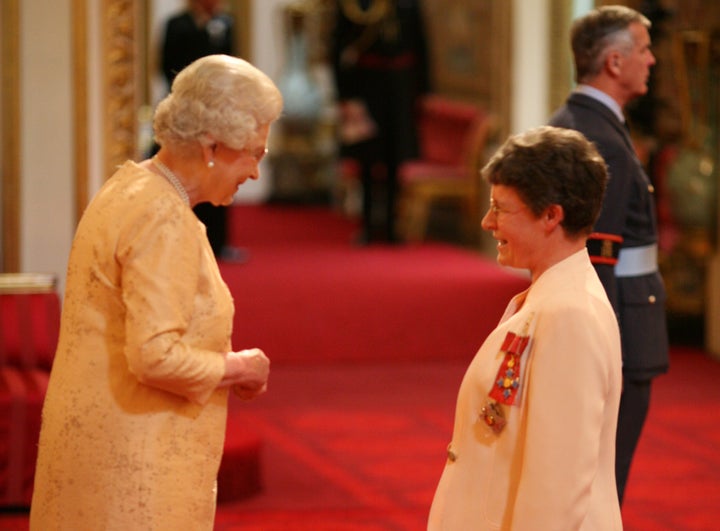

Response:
(208, 160), (215, 169)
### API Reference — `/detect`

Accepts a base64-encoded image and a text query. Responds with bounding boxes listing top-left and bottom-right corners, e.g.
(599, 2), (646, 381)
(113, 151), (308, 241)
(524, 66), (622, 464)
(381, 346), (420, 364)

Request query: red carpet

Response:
(222, 205), (530, 364)
(620, 345), (720, 530)
(216, 347), (719, 531)
(216, 360), (465, 531)
(2, 205), (718, 530)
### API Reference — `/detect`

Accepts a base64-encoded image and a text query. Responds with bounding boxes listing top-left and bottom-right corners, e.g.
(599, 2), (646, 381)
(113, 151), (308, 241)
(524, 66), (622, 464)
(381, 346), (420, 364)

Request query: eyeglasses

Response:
(487, 198), (526, 218)
(241, 146), (268, 163)
(213, 142), (269, 163)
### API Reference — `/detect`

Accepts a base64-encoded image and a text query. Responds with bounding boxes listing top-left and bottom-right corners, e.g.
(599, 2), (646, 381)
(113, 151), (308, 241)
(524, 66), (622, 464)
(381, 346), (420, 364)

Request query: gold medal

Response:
(480, 400), (507, 434)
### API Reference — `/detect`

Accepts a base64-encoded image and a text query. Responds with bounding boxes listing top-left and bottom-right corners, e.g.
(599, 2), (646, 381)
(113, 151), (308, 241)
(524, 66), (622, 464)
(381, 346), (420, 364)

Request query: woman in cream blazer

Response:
(428, 126), (623, 530)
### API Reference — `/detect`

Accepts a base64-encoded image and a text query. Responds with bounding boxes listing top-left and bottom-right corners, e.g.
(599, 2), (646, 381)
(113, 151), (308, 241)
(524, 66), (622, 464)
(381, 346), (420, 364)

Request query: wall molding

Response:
(103, 0), (141, 180)
(1, 0), (20, 271)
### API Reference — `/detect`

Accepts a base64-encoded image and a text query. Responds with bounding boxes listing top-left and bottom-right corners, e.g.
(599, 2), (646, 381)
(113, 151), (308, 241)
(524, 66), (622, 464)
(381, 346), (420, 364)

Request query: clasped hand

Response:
(222, 348), (270, 400)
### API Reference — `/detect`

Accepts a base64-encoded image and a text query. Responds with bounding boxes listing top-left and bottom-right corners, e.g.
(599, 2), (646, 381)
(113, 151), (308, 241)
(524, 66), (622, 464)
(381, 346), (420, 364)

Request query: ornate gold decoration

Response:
(339, 0), (390, 26)
(338, 0), (398, 66)
(103, 0), (140, 179)
(73, 0), (89, 221)
(1, 0), (20, 271)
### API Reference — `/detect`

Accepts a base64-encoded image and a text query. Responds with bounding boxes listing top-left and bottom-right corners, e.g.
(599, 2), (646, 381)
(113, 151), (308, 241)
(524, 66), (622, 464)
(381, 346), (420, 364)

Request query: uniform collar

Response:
(574, 84), (626, 124)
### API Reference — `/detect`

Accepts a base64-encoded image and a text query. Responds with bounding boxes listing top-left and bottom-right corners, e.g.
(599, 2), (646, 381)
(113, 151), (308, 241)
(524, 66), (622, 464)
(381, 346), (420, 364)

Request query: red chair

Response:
(398, 95), (495, 244)
(0, 274), (59, 507)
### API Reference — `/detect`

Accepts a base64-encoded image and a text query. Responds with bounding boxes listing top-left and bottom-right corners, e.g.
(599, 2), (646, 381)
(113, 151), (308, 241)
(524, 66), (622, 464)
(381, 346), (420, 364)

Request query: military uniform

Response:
(331, 0), (430, 243)
(549, 89), (670, 501)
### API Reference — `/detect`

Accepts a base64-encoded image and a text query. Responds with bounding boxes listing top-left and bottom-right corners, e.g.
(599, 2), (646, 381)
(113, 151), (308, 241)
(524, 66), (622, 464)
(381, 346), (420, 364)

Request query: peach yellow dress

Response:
(30, 161), (233, 531)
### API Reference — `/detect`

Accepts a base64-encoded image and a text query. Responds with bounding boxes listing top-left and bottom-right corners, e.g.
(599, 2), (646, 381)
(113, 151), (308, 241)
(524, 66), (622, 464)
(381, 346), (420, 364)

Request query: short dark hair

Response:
(482, 126), (608, 237)
(571, 5), (650, 82)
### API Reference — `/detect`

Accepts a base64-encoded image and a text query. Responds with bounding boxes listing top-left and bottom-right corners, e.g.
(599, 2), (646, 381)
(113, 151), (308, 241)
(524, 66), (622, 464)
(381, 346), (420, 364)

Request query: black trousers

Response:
(615, 377), (652, 504)
(359, 162), (398, 242)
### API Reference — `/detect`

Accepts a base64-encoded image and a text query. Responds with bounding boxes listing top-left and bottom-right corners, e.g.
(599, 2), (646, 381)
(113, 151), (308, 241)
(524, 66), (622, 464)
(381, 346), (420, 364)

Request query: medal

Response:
(488, 331), (529, 406)
(479, 317), (533, 436)
(480, 400), (507, 434)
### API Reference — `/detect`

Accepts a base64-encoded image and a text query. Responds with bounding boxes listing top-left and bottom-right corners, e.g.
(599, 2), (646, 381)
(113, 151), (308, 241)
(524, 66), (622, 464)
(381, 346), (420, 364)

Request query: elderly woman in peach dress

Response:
(30, 55), (282, 531)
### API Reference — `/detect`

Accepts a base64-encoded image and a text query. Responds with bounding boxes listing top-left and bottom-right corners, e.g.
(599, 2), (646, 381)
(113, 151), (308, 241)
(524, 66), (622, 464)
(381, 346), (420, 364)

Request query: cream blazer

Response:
(428, 249), (623, 530)
(30, 162), (232, 531)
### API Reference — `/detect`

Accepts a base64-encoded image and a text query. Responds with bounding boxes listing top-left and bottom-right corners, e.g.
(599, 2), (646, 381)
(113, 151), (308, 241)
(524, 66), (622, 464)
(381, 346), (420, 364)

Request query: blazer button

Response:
(648, 295), (657, 303)
(648, 184), (655, 193)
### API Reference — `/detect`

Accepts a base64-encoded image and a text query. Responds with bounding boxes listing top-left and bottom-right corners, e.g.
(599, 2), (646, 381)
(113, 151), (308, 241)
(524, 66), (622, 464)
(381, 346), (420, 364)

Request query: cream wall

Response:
(235, 0), (289, 203)
(19, 0), (74, 291)
(511, 0), (550, 133)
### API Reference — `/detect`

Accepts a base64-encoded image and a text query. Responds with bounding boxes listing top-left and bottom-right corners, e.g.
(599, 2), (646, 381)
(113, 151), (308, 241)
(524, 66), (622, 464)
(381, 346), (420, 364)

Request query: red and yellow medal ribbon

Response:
(488, 331), (530, 406)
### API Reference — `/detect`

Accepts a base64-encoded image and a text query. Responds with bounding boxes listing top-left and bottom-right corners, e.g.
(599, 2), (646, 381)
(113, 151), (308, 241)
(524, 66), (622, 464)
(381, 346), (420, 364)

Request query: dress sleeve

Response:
(116, 198), (226, 405)
(510, 301), (614, 529)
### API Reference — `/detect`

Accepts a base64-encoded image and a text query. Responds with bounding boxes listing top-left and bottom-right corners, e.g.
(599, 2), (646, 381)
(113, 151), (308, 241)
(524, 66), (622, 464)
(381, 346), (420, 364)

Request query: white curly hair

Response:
(153, 54), (283, 150)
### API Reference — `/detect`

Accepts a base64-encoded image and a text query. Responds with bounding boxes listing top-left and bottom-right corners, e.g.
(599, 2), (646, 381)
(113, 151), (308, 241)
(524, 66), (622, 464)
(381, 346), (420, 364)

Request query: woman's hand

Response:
(221, 348), (270, 400)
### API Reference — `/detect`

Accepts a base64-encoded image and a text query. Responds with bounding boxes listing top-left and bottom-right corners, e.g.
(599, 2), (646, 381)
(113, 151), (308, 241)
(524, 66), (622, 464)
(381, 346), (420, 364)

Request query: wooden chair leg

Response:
(406, 195), (431, 242)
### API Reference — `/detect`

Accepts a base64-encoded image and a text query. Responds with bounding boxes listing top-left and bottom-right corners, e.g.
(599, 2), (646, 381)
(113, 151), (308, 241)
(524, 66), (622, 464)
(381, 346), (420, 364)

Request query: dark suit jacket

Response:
(549, 92), (669, 379)
(161, 11), (234, 87)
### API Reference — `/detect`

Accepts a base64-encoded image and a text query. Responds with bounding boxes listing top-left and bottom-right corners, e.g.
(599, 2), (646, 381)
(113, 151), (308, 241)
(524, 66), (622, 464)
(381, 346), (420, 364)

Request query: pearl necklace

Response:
(152, 156), (190, 206)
